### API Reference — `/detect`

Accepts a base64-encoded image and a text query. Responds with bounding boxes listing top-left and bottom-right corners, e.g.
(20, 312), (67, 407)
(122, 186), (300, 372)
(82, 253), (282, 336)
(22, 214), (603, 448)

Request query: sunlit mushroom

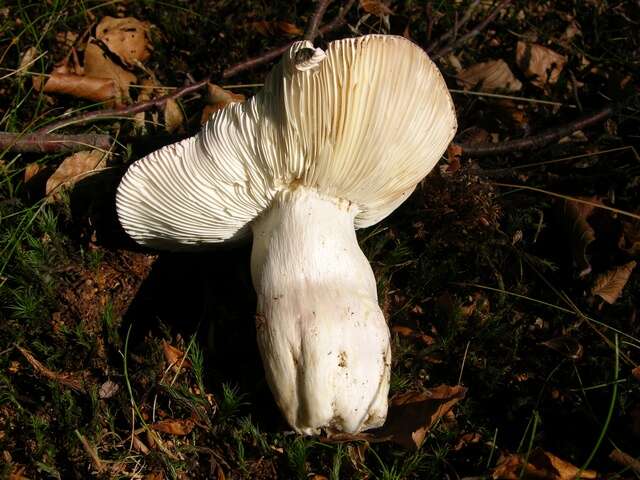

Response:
(116, 34), (457, 434)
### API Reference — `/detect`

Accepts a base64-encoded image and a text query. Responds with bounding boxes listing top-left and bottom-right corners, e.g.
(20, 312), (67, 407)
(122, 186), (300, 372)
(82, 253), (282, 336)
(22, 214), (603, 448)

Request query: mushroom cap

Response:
(116, 35), (457, 249)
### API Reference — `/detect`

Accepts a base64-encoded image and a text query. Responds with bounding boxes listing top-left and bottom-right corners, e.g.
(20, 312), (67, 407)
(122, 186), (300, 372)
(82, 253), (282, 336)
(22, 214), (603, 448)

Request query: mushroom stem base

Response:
(250, 187), (391, 434)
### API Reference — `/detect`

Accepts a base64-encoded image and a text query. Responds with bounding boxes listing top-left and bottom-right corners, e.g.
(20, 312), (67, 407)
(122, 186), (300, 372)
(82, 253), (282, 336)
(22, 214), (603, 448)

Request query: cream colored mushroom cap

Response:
(116, 35), (457, 248)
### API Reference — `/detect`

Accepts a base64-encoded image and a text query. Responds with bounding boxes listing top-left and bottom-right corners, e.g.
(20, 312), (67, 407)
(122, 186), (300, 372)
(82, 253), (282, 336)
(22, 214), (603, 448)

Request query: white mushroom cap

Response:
(116, 35), (457, 247)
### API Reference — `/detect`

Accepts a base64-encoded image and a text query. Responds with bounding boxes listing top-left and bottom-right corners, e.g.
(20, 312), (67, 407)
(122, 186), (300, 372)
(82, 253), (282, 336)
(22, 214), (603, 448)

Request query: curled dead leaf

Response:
(96, 16), (151, 66)
(201, 83), (245, 124)
(516, 42), (567, 88)
(151, 418), (195, 436)
(591, 261), (637, 304)
(34, 72), (119, 104)
(391, 325), (435, 345)
(360, 0), (394, 17)
(162, 340), (192, 370)
(83, 41), (136, 104)
(619, 220), (640, 256)
(556, 197), (600, 277)
(379, 384), (467, 449)
(18, 46), (38, 76)
(457, 60), (522, 93)
(493, 448), (596, 479)
(46, 150), (107, 199)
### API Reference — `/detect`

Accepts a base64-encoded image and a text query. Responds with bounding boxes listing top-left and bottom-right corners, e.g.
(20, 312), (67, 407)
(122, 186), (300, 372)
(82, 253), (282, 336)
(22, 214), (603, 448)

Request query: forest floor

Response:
(0, 0), (639, 478)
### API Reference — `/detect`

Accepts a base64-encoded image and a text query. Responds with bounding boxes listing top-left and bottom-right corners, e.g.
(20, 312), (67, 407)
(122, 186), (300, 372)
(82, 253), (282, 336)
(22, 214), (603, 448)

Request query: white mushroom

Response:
(116, 35), (457, 435)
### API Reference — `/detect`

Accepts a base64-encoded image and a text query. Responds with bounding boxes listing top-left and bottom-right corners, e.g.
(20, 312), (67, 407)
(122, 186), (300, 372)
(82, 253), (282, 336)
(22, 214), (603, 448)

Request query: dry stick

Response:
(426, 0), (481, 54)
(305, 0), (333, 41)
(432, 0), (512, 60)
(0, 131), (113, 153)
(35, 78), (210, 134)
(0, 0), (356, 152)
(222, 0), (356, 78)
(457, 105), (614, 157)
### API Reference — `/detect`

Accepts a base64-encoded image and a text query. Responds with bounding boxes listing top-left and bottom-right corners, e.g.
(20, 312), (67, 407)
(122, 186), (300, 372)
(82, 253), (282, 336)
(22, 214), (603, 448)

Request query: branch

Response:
(0, 131), (113, 153)
(457, 106), (614, 157)
(305, 0), (332, 42)
(431, 0), (511, 60)
(426, 0), (481, 54)
(35, 79), (209, 134)
(222, 0), (356, 78)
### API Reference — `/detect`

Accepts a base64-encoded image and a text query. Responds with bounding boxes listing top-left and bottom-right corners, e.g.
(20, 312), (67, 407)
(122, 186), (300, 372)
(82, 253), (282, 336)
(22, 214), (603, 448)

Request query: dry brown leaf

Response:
(8, 465), (29, 480)
(143, 472), (165, 480)
(556, 197), (600, 278)
(162, 340), (192, 369)
(493, 449), (596, 479)
(164, 98), (184, 133)
(201, 83), (245, 124)
(35, 72), (118, 104)
(17, 345), (86, 392)
(609, 449), (640, 474)
(151, 418), (195, 436)
(591, 261), (637, 304)
(99, 380), (120, 399)
(540, 336), (584, 360)
(457, 60), (522, 93)
(632, 366), (640, 382)
(391, 325), (435, 345)
(516, 42), (567, 88)
(379, 384), (467, 449)
(619, 220), (640, 256)
(453, 432), (482, 451)
(55, 31), (79, 49)
(132, 434), (150, 455)
(134, 78), (157, 130)
(275, 21), (303, 36)
(18, 46), (38, 76)
(360, 0), (394, 17)
(46, 150), (107, 200)
(96, 16), (151, 66)
(23, 163), (43, 183)
(84, 41), (136, 103)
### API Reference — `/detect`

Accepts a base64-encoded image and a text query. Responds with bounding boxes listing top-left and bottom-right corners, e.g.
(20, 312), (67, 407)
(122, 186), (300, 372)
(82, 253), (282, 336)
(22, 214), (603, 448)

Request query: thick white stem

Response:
(251, 188), (391, 434)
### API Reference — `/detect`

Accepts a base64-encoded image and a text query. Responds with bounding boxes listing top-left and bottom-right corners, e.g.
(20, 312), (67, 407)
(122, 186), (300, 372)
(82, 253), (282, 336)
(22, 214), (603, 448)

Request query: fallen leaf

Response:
(556, 197), (600, 277)
(275, 21), (303, 36)
(360, 0), (394, 17)
(201, 83), (245, 124)
(516, 42), (567, 88)
(164, 98), (184, 133)
(132, 434), (150, 455)
(379, 384), (467, 449)
(95, 16), (151, 66)
(18, 46), (38, 76)
(99, 380), (120, 399)
(453, 432), (482, 451)
(55, 31), (79, 49)
(493, 448), (597, 479)
(143, 472), (164, 480)
(151, 418), (195, 436)
(34, 72), (118, 104)
(591, 261), (637, 304)
(16, 345), (87, 392)
(619, 220), (640, 256)
(632, 366), (640, 382)
(162, 340), (192, 370)
(391, 325), (435, 345)
(540, 336), (583, 360)
(46, 150), (107, 199)
(8, 464), (29, 480)
(83, 41), (136, 103)
(457, 60), (522, 92)
(23, 163), (43, 183)
(609, 449), (640, 475)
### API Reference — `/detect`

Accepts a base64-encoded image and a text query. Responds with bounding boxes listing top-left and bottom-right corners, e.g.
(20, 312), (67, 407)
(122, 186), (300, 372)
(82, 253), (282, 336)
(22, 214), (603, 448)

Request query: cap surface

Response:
(116, 35), (457, 248)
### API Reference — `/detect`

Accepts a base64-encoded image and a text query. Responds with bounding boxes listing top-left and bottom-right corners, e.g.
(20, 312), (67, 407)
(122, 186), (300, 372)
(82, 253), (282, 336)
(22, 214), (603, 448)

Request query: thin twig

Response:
(0, 131), (113, 153)
(35, 79), (209, 134)
(457, 106), (614, 157)
(432, 0), (511, 60)
(75, 430), (106, 473)
(305, 0), (332, 41)
(426, 0), (481, 54)
(222, 0), (355, 78)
